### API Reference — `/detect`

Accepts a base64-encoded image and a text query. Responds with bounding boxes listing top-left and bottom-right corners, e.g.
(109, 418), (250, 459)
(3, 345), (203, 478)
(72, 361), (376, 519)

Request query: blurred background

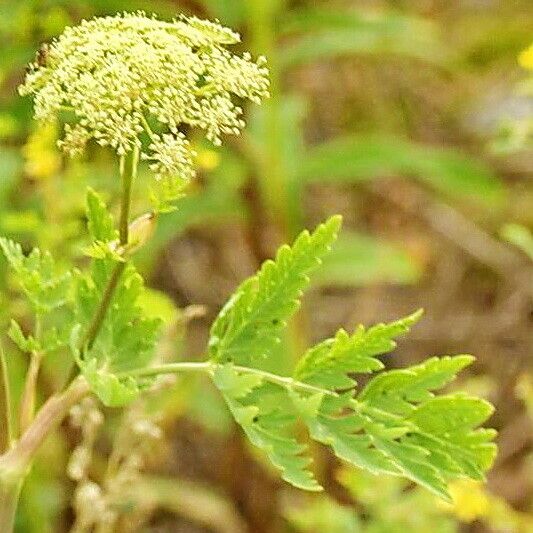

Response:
(0, 0), (532, 532)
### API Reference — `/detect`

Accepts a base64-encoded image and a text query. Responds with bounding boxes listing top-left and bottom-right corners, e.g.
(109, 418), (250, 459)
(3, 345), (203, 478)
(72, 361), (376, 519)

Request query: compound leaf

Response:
(208, 215), (342, 365)
(207, 221), (496, 498)
(0, 237), (72, 313)
(73, 191), (162, 406)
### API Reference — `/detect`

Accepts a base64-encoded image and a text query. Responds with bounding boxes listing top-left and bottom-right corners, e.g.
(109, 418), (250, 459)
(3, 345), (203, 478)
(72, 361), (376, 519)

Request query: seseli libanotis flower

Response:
(19, 12), (269, 187)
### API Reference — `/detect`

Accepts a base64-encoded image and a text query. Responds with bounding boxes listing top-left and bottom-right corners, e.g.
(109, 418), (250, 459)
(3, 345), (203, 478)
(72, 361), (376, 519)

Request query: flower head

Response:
(19, 12), (269, 182)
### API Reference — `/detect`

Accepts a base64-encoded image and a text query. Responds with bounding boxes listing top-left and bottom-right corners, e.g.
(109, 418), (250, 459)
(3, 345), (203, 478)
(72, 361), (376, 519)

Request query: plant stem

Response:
(18, 351), (42, 435)
(80, 147), (139, 352)
(0, 342), (14, 451)
(119, 146), (138, 246)
(19, 315), (44, 435)
(119, 361), (337, 397)
(0, 476), (22, 533)
(0, 377), (90, 532)
(80, 262), (126, 351)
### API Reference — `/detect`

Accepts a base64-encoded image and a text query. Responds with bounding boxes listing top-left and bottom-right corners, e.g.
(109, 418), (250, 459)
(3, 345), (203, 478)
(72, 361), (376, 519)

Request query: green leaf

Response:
(77, 358), (141, 408)
(308, 355), (497, 500)
(84, 188), (123, 262)
(279, 9), (444, 68)
(73, 192), (162, 406)
(313, 232), (422, 286)
(207, 222), (496, 498)
(298, 135), (504, 207)
(8, 319), (40, 353)
(75, 264), (162, 374)
(212, 366), (322, 491)
(358, 355), (475, 415)
(208, 215), (342, 365)
(86, 188), (117, 242)
(0, 238), (72, 313)
(295, 311), (422, 390)
(294, 352), (495, 500)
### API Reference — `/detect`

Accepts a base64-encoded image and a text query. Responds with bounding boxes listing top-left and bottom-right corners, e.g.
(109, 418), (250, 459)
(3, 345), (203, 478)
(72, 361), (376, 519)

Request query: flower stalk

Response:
(80, 148), (138, 352)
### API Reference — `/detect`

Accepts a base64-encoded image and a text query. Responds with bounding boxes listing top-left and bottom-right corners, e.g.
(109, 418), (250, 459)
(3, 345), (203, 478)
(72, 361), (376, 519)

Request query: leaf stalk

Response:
(119, 361), (337, 397)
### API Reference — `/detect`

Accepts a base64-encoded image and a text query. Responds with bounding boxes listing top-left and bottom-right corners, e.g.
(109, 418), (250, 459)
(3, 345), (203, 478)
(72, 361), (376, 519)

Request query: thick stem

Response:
(0, 377), (90, 532)
(0, 476), (22, 533)
(1, 377), (90, 474)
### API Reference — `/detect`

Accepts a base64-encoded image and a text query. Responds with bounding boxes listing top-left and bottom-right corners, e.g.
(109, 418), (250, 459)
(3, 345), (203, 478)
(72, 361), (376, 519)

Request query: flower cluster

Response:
(19, 12), (269, 183)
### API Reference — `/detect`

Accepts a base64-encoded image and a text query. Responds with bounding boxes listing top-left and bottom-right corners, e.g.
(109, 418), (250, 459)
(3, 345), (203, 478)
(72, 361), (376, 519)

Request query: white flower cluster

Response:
(19, 12), (269, 183)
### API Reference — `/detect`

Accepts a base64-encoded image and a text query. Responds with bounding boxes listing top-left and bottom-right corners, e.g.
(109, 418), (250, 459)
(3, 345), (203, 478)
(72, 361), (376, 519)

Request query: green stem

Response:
(80, 262), (126, 351)
(119, 361), (337, 397)
(0, 343), (14, 451)
(119, 146), (138, 246)
(19, 315), (44, 435)
(18, 351), (42, 435)
(80, 147), (138, 352)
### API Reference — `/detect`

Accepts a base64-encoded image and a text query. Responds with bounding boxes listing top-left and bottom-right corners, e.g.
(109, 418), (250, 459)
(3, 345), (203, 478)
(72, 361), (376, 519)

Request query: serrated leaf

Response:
(75, 264), (162, 373)
(8, 319), (40, 353)
(212, 366), (321, 491)
(206, 224), (496, 498)
(208, 216), (342, 365)
(295, 311), (422, 390)
(0, 237), (72, 313)
(77, 358), (142, 408)
(359, 355), (475, 415)
(73, 191), (163, 406)
(296, 349), (495, 499)
(86, 188), (117, 242)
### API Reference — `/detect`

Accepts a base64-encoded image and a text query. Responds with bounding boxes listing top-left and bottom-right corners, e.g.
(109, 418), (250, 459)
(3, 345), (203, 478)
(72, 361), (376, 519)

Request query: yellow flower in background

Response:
(22, 122), (61, 179)
(443, 479), (490, 523)
(518, 44), (533, 70)
(196, 148), (221, 171)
